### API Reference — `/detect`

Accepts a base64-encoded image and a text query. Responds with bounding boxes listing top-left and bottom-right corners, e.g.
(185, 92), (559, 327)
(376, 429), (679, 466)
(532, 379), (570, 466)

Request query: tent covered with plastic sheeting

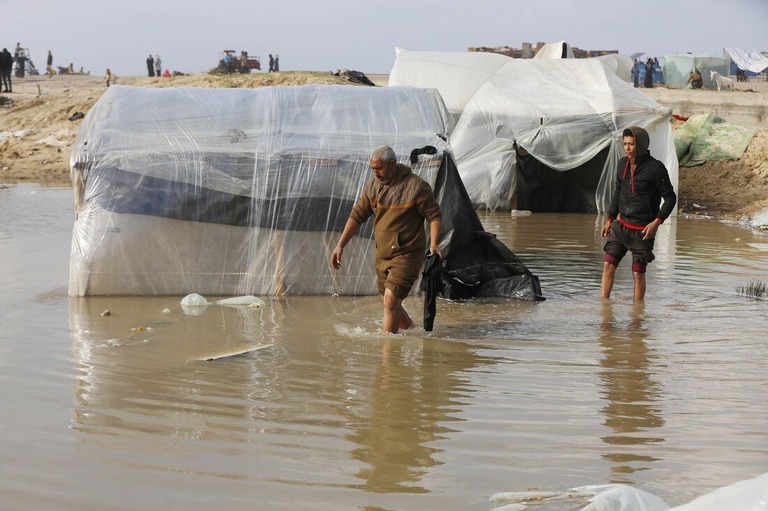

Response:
(662, 53), (730, 88)
(533, 41), (633, 83)
(723, 47), (768, 74)
(69, 84), (543, 301)
(533, 41), (575, 59)
(389, 48), (678, 212)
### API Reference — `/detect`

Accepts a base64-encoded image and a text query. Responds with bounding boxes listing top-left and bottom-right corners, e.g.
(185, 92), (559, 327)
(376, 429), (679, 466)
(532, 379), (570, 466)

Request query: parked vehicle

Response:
(217, 50), (261, 73)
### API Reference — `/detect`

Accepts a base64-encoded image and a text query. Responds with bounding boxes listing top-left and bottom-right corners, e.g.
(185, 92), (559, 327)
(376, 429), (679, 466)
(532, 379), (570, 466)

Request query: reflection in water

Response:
(599, 301), (664, 479)
(343, 338), (489, 493)
(69, 293), (497, 496)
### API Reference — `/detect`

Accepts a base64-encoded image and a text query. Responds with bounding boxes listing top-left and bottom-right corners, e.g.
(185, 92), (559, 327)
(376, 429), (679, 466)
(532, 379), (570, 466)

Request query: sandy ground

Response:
(2, 71), (767, 220)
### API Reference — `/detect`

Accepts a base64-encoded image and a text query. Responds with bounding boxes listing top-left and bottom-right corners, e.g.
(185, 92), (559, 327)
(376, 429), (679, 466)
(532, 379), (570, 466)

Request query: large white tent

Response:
(69, 84), (542, 300)
(389, 48), (678, 213)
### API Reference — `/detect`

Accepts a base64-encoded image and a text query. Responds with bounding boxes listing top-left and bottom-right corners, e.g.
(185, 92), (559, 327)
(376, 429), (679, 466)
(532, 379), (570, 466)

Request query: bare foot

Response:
(399, 315), (413, 330)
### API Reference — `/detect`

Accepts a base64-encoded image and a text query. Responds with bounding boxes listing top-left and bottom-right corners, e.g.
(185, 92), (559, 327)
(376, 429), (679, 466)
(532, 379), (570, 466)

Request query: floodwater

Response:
(1, 183), (767, 511)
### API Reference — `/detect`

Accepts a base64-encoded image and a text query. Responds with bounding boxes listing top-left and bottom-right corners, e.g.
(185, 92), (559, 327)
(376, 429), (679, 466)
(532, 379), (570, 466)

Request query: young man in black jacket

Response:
(600, 126), (676, 301)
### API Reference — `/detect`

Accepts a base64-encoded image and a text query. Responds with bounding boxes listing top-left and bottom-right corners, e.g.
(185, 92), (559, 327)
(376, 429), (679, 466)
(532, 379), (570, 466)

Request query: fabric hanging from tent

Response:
(723, 48), (768, 74)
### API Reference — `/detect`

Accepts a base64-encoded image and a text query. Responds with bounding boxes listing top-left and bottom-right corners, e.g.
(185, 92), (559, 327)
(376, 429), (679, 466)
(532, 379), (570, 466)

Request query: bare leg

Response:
(381, 288), (412, 334)
(633, 271), (646, 301)
(601, 261), (617, 298)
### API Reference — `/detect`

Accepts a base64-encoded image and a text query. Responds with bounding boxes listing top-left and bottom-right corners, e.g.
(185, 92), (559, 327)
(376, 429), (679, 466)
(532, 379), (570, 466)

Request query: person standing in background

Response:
(1, 48), (13, 92)
(631, 59), (640, 88)
(146, 54), (154, 77)
(154, 55), (162, 77)
(268, 54), (274, 72)
(643, 58), (653, 88)
(274, 54), (279, 72)
(46, 50), (55, 77)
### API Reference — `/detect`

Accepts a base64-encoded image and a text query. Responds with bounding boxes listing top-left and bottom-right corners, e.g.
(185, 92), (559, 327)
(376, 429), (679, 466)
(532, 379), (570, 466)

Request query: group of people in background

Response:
(631, 57), (660, 88)
(145, 54), (163, 77)
(268, 54), (279, 72)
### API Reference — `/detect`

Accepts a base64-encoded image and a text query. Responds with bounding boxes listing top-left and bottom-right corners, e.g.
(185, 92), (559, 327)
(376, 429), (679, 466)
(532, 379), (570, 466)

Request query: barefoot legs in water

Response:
(381, 288), (413, 334)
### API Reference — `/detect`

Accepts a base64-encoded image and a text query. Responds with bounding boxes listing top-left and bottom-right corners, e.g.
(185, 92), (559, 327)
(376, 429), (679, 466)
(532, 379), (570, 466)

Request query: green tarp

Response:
(674, 113), (756, 167)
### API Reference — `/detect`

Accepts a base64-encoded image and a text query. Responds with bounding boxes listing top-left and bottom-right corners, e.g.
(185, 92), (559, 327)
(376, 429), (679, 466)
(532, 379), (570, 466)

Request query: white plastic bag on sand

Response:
(215, 295), (265, 307)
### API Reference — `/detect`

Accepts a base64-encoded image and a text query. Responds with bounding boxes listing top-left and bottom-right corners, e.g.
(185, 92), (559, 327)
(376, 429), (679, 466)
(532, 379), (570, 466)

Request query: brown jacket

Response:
(350, 164), (441, 259)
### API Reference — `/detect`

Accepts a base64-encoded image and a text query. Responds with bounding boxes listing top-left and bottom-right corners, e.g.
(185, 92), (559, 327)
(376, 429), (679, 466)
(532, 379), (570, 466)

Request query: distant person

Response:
(105, 68), (114, 87)
(163, 68), (170, 78)
(46, 50), (55, 77)
(643, 58), (653, 88)
(154, 55), (162, 77)
(600, 127), (676, 301)
(268, 53), (274, 72)
(146, 54), (154, 77)
(329, 145), (442, 334)
(687, 69), (702, 89)
(1, 48), (13, 92)
(240, 51), (248, 73)
(274, 54), (279, 72)
(223, 52), (232, 73)
(15, 48), (26, 78)
(631, 60), (640, 88)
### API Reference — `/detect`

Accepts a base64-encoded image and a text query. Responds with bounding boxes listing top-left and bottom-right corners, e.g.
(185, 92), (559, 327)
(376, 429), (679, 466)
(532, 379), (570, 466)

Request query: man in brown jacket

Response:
(330, 145), (442, 333)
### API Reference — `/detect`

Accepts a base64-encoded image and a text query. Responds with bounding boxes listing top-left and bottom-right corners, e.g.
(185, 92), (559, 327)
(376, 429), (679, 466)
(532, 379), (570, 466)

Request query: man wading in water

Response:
(330, 145), (442, 333)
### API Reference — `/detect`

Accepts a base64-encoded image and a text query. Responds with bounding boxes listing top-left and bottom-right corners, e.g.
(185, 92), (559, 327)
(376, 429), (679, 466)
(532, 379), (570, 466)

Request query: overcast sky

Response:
(3, 0), (766, 77)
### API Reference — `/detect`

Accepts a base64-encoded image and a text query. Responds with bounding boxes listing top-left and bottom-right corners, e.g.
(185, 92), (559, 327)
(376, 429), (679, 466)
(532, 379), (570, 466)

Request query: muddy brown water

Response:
(1, 184), (767, 510)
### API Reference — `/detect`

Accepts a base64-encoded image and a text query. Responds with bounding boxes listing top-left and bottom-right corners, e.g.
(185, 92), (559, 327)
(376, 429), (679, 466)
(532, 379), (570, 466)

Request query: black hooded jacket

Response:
(607, 126), (676, 228)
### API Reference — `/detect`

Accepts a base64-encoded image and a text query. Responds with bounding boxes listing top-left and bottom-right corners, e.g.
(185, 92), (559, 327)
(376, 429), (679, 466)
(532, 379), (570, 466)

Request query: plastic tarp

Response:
(674, 113), (756, 167)
(533, 41), (575, 59)
(661, 54), (730, 89)
(488, 471), (768, 511)
(534, 41), (633, 83)
(389, 48), (678, 212)
(723, 47), (768, 74)
(69, 84), (542, 300)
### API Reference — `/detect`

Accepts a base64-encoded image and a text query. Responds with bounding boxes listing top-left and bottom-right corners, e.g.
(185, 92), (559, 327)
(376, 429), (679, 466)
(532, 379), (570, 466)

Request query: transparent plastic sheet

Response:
(389, 49), (678, 213)
(488, 471), (768, 511)
(69, 84), (542, 300)
(661, 54), (730, 89)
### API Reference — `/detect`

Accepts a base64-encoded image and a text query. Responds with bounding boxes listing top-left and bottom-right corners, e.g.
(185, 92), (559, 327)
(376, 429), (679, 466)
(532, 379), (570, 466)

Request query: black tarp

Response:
(423, 151), (544, 302)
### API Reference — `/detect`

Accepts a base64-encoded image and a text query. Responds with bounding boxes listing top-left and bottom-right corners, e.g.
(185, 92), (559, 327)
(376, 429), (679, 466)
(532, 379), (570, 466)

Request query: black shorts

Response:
(603, 221), (655, 269)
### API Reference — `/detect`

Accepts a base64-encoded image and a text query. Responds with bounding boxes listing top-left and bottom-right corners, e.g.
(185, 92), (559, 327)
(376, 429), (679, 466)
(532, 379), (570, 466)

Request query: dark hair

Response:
(622, 128), (634, 137)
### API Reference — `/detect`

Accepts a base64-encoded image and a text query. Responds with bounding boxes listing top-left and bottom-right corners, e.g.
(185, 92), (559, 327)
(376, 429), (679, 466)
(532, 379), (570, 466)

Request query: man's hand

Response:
(330, 246), (343, 270)
(429, 245), (443, 260)
(642, 219), (661, 240)
(600, 219), (613, 238)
